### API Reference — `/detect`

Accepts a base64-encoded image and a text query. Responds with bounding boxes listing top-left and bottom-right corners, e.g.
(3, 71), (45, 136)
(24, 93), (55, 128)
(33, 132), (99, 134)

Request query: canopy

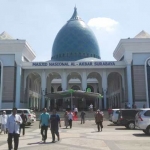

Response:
(45, 90), (102, 99)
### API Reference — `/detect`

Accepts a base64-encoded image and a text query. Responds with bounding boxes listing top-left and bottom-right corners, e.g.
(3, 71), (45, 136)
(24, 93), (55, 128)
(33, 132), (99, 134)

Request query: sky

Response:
(0, 0), (150, 61)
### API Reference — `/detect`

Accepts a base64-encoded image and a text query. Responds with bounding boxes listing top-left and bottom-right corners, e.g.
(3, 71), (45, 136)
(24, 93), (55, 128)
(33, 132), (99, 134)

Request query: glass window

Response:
(116, 110), (119, 114)
(17, 110), (22, 113)
(122, 110), (139, 117)
(5, 110), (12, 114)
(144, 110), (150, 116)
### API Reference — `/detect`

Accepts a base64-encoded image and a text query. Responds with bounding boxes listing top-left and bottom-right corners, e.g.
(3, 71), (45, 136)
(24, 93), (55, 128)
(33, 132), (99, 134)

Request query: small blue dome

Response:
(51, 7), (100, 61)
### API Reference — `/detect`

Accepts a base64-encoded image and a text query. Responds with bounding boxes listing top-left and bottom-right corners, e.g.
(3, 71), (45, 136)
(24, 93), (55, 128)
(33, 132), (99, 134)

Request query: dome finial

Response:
(69, 6), (80, 21)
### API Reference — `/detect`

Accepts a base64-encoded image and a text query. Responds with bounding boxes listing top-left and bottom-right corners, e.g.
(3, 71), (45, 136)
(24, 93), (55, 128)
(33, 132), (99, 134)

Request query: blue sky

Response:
(0, 0), (150, 61)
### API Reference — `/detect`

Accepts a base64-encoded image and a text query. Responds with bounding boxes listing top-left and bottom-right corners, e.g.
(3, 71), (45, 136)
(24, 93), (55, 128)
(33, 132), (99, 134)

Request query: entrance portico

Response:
(22, 61), (125, 110)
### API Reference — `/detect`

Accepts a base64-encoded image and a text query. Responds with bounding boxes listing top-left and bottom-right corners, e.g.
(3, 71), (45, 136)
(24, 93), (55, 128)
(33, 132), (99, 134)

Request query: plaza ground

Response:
(0, 116), (150, 150)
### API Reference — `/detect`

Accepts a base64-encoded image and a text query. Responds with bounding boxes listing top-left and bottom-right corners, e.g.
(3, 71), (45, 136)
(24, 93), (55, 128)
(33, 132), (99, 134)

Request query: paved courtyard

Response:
(0, 120), (150, 150)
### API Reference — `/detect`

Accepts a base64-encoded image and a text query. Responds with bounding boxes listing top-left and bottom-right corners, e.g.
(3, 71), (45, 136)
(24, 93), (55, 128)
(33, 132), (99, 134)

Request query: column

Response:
(61, 71), (67, 90)
(36, 98), (38, 108)
(126, 64), (133, 105)
(47, 77), (53, 93)
(38, 98), (40, 110)
(47, 99), (50, 110)
(0, 62), (3, 109)
(15, 65), (22, 108)
(82, 71), (87, 91)
(102, 70), (107, 109)
(41, 70), (46, 109)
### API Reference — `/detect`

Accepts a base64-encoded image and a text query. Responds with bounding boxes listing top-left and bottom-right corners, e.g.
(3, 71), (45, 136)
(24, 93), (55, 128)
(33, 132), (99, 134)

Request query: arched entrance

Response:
(67, 72), (82, 110)
(107, 72), (122, 108)
(87, 72), (102, 110)
(26, 72), (41, 110)
(46, 72), (62, 110)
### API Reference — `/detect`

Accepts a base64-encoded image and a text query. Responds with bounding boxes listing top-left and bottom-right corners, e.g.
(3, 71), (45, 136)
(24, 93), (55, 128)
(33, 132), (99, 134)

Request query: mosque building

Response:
(0, 7), (150, 110)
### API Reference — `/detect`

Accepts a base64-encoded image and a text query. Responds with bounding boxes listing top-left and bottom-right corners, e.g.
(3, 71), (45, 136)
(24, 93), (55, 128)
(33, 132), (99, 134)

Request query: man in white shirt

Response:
(68, 111), (73, 128)
(1, 111), (7, 134)
(7, 107), (22, 150)
(74, 106), (78, 116)
(90, 104), (93, 112)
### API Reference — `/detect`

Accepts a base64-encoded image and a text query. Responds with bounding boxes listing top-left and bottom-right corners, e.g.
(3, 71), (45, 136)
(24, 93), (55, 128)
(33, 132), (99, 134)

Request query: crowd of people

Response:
(0, 105), (104, 150)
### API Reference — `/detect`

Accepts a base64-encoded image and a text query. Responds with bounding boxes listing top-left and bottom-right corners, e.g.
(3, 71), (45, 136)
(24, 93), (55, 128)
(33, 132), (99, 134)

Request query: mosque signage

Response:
(32, 61), (115, 67)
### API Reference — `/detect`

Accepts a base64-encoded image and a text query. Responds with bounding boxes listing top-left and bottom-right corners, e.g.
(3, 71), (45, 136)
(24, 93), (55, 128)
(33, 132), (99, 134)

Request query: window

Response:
(144, 110), (150, 116)
(5, 110), (12, 114)
(122, 110), (139, 117)
(115, 110), (119, 114)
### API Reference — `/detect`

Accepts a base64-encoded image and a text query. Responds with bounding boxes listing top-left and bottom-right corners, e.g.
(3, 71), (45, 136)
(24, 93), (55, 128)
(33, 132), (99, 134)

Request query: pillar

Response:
(126, 64), (133, 105)
(0, 61), (3, 109)
(47, 99), (50, 109)
(102, 70), (107, 109)
(15, 65), (22, 108)
(61, 71), (67, 90)
(82, 71), (87, 91)
(41, 70), (46, 109)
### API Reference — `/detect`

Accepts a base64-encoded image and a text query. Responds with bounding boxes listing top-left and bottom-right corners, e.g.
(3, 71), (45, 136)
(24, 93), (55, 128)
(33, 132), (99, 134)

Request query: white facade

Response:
(0, 31), (150, 110)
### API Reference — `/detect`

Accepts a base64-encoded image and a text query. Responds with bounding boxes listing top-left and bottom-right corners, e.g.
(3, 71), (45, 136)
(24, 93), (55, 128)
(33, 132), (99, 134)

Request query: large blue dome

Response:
(51, 7), (100, 61)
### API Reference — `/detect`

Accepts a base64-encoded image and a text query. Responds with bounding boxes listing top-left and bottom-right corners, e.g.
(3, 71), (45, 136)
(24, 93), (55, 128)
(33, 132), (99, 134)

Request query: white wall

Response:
(2, 102), (14, 109)
(0, 54), (15, 66)
(133, 53), (150, 65)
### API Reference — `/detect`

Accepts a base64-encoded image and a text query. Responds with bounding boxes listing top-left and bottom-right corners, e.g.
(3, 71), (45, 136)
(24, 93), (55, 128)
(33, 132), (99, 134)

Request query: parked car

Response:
(0, 108), (36, 125)
(135, 108), (150, 135)
(109, 109), (120, 124)
(118, 109), (141, 129)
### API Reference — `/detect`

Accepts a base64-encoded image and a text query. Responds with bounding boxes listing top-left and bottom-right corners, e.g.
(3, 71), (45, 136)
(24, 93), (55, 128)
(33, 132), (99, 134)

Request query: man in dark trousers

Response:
(40, 108), (50, 143)
(50, 109), (61, 143)
(20, 111), (27, 136)
(6, 107), (22, 150)
(95, 109), (103, 132)
(80, 110), (86, 124)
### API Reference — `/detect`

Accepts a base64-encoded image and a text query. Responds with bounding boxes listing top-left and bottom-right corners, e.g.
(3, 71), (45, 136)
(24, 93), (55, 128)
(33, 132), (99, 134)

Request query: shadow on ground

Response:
(133, 133), (150, 137)
(115, 128), (136, 130)
(27, 141), (54, 145)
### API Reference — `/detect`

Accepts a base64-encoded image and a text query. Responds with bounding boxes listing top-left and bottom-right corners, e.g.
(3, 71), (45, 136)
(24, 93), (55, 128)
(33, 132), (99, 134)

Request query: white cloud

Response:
(88, 17), (119, 32)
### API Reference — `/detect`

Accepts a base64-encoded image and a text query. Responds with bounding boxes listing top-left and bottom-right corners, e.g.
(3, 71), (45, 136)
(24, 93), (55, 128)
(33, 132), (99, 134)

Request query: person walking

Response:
(40, 108), (50, 143)
(80, 110), (86, 124)
(50, 109), (61, 143)
(64, 111), (69, 128)
(1, 111), (7, 134)
(89, 104), (93, 112)
(95, 109), (103, 132)
(68, 111), (73, 128)
(74, 106), (78, 116)
(20, 111), (27, 136)
(6, 107), (22, 150)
